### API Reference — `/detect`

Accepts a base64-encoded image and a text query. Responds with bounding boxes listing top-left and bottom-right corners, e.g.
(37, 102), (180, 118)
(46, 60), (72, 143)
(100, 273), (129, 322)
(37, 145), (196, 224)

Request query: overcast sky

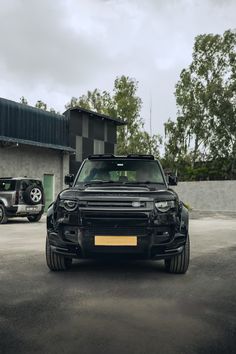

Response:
(0, 0), (235, 137)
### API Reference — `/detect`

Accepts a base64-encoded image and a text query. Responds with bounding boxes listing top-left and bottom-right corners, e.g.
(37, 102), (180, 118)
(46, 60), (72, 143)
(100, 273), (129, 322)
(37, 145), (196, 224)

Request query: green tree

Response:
(165, 29), (236, 179)
(35, 100), (47, 111)
(66, 90), (114, 115)
(66, 76), (162, 157)
(112, 76), (143, 154)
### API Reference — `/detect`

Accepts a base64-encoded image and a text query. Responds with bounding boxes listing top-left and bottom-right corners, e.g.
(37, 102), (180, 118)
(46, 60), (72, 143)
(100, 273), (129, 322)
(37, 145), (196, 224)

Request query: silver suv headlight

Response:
(155, 200), (175, 212)
(60, 199), (78, 212)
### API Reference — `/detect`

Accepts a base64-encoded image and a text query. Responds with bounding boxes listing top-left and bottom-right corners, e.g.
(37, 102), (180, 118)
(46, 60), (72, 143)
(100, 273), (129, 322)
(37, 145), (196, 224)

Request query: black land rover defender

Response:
(46, 155), (189, 273)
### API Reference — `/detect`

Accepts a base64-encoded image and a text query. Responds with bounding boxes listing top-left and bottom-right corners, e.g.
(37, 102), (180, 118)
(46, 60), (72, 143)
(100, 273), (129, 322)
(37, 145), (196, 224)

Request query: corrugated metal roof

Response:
(0, 135), (74, 152)
(0, 97), (73, 151)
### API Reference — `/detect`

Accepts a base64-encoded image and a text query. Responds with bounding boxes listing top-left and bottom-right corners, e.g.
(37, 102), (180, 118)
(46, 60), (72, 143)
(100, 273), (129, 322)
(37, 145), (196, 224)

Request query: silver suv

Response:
(0, 177), (44, 224)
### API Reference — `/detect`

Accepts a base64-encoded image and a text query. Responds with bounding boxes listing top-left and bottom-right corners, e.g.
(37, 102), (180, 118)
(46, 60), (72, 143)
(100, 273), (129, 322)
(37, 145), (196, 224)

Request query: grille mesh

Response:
(87, 225), (147, 236)
(86, 201), (146, 208)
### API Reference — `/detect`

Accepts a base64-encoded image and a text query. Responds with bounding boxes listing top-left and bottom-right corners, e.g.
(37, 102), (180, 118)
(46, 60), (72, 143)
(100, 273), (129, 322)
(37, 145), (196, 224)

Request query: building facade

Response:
(0, 97), (72, 208)
(64, 107), (125, 175)
(0, 98), (124, 207)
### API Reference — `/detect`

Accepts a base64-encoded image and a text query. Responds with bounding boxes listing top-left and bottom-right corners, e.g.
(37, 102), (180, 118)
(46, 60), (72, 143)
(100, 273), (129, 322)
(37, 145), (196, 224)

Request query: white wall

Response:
(172, 181), (236, 212)
(0, 144), (69, 199)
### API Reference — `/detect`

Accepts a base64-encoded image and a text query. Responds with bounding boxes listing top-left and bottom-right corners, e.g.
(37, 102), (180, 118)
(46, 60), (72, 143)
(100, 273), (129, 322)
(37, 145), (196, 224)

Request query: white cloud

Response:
(0, 0), (235, 136)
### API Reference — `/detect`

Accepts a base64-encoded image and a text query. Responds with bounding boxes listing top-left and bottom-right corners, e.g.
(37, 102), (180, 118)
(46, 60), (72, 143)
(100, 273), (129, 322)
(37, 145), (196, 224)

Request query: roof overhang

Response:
(64, 107), (126, 126)
(0, 136), (75, 153)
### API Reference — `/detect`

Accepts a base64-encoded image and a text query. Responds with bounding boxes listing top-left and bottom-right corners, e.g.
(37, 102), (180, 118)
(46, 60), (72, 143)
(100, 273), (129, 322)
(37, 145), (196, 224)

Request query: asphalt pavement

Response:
(0, 215), (236, 354)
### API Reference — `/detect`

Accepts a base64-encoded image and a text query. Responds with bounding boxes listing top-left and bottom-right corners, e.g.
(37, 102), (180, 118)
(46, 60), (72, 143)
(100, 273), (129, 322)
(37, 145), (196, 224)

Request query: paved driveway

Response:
(0, 216), (236, 354)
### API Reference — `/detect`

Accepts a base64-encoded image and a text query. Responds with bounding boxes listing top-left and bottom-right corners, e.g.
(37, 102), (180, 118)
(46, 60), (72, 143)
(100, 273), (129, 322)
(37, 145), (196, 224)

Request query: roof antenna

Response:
(149, 92), (153, 155)
(149, 93), (152, 137)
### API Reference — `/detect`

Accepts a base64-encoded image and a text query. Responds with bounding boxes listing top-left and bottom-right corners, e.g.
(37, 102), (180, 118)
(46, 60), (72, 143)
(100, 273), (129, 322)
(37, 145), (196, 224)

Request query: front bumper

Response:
(47, 224), (187, 260)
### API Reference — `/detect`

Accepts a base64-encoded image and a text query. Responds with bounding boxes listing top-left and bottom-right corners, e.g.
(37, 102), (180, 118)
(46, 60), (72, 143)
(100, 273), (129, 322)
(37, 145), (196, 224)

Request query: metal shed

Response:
(0, 97), (73, 151)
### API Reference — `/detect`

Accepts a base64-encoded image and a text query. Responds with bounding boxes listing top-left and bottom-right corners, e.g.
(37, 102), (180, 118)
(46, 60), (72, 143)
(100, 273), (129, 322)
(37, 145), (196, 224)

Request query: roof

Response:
(88, 154), (155, 160)
(0, 97), (74, 152)
(64, 106), (126, 126)
(0, 135), (74, 152)
(0, 177), (41, 181)
(0, 96), (65, 119)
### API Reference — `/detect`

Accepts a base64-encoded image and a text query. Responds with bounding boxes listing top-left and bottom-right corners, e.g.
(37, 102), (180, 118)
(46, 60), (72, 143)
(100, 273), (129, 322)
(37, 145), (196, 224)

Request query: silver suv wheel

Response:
(30, 188), (42, 203)
(0, 204), (8, 224)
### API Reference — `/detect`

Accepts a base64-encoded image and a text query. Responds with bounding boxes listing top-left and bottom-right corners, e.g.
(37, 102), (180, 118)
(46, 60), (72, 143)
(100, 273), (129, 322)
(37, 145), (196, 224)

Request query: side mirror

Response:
(64, 174), (74, 186)
(168, 175), (178, 186)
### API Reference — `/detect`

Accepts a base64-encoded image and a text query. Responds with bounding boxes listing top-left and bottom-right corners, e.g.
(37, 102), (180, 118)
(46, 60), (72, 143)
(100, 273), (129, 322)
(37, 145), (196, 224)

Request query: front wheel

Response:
(165, 234), (190, 274)
(27, 213), (43, 222)
(46, 237), (72, 271)
(0, 204), (8, 224)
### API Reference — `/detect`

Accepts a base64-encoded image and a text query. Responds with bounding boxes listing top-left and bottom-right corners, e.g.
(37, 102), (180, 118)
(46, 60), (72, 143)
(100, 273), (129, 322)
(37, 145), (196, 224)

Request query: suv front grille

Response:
(79, 199), (154, 212)
(87, 225), (148, 236)
(86, 201), (146, 208)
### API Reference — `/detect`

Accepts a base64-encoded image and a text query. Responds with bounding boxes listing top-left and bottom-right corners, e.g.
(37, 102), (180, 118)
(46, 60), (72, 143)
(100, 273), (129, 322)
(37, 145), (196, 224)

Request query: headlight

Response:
(60, 199), (78, 212)
(155, 200), (175, 212)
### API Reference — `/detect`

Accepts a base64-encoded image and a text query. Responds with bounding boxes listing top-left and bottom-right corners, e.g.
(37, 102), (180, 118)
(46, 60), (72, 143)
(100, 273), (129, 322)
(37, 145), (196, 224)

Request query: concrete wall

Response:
(0, 144), (69, 200)
(172, 181), (236, 212)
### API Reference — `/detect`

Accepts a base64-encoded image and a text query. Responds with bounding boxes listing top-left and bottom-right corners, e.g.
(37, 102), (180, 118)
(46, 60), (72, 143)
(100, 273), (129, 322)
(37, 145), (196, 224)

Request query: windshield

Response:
(75, 159), (165, 185)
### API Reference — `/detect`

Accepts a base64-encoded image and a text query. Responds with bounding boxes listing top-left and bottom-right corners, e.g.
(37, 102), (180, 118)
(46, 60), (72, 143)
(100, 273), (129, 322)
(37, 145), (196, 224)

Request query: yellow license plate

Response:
(94, 236), (137, 246)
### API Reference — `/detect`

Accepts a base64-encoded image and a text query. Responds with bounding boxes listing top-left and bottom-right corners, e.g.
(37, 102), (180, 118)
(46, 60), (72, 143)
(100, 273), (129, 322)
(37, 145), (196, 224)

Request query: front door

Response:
(43, 174), (54, 210)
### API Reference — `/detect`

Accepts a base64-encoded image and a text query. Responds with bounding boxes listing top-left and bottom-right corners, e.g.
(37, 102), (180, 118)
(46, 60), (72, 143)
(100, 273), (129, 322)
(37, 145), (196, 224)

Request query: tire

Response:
(165, 234), (190, 274)
(46, 237), (72, 271)
(0, 204), (8, 224)
(27, 213), (43, 222)
(23, 185), (43, 205)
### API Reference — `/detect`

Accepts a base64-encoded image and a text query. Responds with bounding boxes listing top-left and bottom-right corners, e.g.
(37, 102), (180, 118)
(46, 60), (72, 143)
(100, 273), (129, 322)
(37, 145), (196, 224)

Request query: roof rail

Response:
(0, 177), (13, 179)
(126, 154), (154, 160)
(88, 154), (155, 160)
(88, 154), (115, 159)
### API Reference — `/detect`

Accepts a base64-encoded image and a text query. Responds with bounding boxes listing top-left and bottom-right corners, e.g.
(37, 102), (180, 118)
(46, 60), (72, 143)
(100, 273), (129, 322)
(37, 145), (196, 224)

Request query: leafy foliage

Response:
(165, 29), (236, 180)
(35, 100), (47, 111)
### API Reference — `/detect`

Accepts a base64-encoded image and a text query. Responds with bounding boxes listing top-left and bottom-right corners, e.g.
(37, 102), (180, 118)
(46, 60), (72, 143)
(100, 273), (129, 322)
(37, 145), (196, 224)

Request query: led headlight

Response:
(155, 200), (175, 212)
(60, 199), (78, 212)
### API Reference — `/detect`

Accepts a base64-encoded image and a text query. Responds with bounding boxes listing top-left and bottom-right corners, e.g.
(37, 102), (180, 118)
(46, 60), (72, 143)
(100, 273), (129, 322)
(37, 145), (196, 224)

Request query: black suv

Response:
(0, 177), (44, 224)
(46, 155), (189, 273)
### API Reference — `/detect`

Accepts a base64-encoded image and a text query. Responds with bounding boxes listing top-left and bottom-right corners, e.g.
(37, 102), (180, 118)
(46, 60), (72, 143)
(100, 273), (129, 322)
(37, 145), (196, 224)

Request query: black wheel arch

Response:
(179, 202), (189, 233)
(47, 203), (55, 229)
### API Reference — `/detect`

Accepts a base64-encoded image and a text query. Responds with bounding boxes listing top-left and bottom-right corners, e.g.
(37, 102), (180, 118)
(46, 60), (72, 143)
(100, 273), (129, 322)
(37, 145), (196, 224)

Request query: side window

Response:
(104, 123), (108, 142)
(76, 136), (83, 162)
(0, 182), (11, 191)
(94, 140), (104, 154)
(82, 115), (88, 138)
(0, 180), (16, 191)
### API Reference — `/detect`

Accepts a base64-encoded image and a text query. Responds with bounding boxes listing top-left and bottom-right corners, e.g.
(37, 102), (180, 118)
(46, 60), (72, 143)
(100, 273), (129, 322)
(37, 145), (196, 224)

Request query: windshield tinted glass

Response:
(75, 159), (165, 184)
(19, 179), (42, 191)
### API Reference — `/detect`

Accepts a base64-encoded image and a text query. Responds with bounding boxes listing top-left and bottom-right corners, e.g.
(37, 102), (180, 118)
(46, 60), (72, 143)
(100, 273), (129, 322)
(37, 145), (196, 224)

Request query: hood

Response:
(59, 185), (177, 202)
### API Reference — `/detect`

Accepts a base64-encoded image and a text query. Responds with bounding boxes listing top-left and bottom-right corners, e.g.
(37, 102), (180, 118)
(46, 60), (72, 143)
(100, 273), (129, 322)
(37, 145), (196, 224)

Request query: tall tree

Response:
(165, 29), (236, 178)
(112, 76), (143, 154)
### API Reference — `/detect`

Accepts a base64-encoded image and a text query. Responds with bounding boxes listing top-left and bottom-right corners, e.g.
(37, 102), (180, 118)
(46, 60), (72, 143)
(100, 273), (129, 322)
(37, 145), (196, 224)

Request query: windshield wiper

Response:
(84, 180), (116, 187)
